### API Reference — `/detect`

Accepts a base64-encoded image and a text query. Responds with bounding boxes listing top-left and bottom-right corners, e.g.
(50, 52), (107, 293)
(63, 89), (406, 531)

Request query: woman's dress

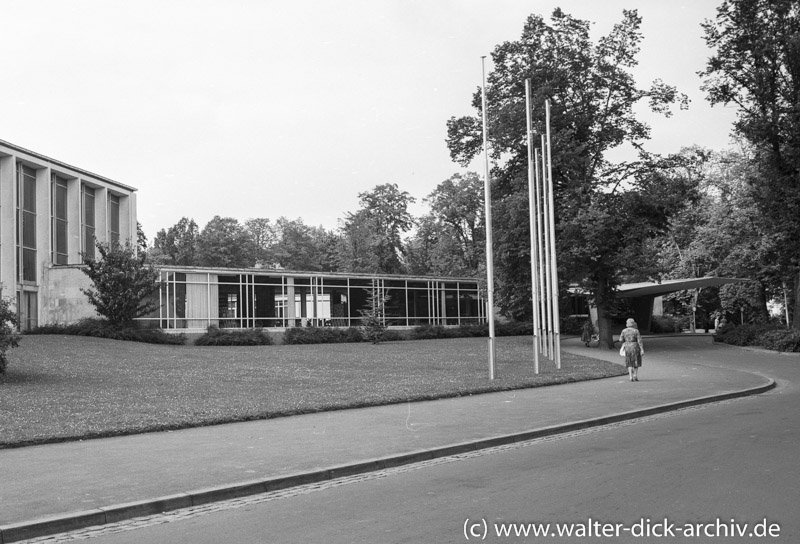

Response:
(619, 327), (643, 368)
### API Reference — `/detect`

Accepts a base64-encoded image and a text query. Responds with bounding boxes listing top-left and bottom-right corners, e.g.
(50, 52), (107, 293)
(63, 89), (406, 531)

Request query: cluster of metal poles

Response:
(481, 59), (561, 379)
(525, 79), (561, 374)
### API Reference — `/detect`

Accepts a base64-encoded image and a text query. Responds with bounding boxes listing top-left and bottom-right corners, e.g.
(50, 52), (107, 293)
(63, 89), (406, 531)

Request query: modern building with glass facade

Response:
(1, 139), (486, 332)
(143, 266), (487, 332)
(1, 139), (139, 330)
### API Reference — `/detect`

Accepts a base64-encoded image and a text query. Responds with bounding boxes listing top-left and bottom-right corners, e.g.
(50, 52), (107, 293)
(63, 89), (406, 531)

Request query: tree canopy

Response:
(446, 8), (691, 345)
(701, 0), (800, 328)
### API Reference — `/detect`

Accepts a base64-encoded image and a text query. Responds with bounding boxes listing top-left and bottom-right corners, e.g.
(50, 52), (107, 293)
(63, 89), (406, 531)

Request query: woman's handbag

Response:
(619, 345), (626, 357)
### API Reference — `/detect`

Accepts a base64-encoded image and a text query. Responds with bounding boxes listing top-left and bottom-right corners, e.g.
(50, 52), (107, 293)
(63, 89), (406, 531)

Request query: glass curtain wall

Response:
(141, 270), (484, 330)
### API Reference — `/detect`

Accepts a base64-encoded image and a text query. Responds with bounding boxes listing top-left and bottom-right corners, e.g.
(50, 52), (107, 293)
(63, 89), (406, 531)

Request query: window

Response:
(16, 163), (37, 283)
(82, 184), (95, 259)
(108, 193), (120, 246)
(51, 175), (69, 265)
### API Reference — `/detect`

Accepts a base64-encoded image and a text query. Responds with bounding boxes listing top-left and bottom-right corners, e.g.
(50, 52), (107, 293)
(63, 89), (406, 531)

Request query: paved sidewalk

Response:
(0, 336), (774, 542)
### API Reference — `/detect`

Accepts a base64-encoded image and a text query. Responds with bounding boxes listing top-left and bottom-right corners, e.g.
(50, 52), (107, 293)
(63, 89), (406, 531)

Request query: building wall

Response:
(0, 140), (138, 329)
(39, 266), (97, 324)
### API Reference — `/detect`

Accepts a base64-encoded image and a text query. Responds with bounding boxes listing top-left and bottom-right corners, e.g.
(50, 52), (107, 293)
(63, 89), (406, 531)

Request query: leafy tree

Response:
(446, 8), (689, 347)
(271, 217), (339, 271)
(151, 217), (199, 266)
(81, 241), (161, 329)
(0, 295), (21, 373)
(339, 184), (415, 274)
(196, 216), (255, 268)
(423, 172), (485, 275)
(244, 217), (277, 266)
(700, 0), (800, 328)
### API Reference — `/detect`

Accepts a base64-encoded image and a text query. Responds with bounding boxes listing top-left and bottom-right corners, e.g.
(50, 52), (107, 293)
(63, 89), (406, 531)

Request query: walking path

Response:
(0, 335), (774, 543)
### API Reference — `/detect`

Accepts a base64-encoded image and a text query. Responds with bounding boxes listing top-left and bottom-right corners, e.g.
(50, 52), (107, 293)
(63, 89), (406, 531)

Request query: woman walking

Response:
(620, 318), (644, 381)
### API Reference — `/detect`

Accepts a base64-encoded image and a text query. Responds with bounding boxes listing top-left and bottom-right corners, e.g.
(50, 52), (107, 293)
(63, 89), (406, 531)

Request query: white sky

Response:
(1, 0), (737, 239)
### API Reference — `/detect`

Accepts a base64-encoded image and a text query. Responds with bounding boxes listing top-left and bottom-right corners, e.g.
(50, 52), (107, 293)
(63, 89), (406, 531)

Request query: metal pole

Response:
(535, 144), (547, 357)
(541, 134), (554, 360)
(481, 56), (496, 379)
(525, 79), (540, 374)
(545, 99), (561, 368)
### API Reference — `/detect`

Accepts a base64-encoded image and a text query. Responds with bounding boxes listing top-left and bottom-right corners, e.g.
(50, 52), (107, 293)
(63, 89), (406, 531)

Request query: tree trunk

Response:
(794, 269), (800, 330)
(595, 276), (615, 349)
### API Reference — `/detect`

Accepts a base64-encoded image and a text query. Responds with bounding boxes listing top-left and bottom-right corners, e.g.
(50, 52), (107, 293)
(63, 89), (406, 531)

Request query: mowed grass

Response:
(0, 334), (626, 448)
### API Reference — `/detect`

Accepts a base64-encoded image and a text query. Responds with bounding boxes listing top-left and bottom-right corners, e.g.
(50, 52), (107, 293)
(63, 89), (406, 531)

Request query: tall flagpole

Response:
(481, 56), (496, 379)
(545, 99), (561, 368)
(541, 134), (554, 360)
(525, 79), (540, 374)
(534, 148), (547, 357)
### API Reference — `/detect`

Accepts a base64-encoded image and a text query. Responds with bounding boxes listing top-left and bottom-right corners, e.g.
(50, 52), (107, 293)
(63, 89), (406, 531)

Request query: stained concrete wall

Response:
(39, 265), (98, 324)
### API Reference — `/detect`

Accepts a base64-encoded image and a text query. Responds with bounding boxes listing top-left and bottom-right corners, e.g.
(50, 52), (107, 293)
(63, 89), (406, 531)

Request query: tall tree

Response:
(151, 217), (199, 266)
(424, 172), (485, 274)
(338, 183), (415, 274)
(446, 9), (689, 346)
(196, 216), (254, 268)
(244, 217), (277, 266)
(700, 0), (800, 328)
(271, 217), (337, 271)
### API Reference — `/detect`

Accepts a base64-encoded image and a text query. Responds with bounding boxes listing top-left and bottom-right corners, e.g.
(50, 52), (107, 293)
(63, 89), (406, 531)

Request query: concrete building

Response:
(0, 139), (138, 330)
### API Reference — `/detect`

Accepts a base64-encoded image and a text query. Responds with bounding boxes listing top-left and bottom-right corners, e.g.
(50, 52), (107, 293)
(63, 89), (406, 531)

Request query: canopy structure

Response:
(618, 277), (748, 298)
(617, 277), (749, 331)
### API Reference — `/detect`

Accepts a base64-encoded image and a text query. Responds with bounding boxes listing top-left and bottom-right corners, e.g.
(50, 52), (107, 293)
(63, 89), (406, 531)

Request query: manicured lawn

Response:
(0, 334), (626, 448)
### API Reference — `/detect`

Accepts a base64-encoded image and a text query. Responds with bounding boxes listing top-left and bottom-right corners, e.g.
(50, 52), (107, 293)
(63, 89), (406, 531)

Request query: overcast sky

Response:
(2, 0), (737, 239)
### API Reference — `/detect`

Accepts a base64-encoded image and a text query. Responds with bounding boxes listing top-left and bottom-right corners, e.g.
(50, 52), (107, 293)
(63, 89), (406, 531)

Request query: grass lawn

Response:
(0, 334), (626, 448)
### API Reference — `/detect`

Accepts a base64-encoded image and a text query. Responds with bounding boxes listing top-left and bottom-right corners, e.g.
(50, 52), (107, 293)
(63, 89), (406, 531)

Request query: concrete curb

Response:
(0, 379), (775, 544)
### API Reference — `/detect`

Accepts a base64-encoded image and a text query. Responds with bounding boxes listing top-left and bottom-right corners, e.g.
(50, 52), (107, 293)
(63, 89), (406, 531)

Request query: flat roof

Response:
(0, 138), (137, 192)
(158, 265), (479, 284)
(617, 277), (748, 298)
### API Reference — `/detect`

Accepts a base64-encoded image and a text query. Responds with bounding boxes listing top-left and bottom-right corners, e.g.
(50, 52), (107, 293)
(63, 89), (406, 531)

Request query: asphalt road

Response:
(21, 339), (799, 544)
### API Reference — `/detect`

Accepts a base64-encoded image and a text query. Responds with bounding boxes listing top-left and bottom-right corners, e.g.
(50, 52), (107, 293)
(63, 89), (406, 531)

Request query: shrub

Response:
(81, 241), (161, 329)
(0, 296), (21, 373)
(714, 324), (776, 346)
(283, 326), (365, 345)
(411, 325), (451, 340)
(650, 315), (683, 334)
(560, 316), (586, 335)
(496, 321), (533, 336)
(27, 318), (185, 345)
(756, 329), (800, 352)
(195, 326), (272, 346)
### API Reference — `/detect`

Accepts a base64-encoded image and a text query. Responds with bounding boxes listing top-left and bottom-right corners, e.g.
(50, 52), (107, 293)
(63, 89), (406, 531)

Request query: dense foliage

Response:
(446, 8), (690, 346)
(81, 242), (161, 329)
(701, 0), (800, 328)
(194, 326), (272, 346)
(27, 318), (185, 345)
(0, 296), (21, 373)
(715, 323), (800, 351)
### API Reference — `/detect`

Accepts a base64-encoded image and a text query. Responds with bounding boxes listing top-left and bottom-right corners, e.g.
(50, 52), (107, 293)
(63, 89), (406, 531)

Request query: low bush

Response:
(27, 318), (185, 345)
(283, 326), (365, 345)
(411, 321), (532, 340)
(756, 329), (800, 352)
(194, 325), (272, 346)
(650, 315), (684, 334)
(0, 296), (21, 373)
(714, 323), (776, 346)
(560, 316), (586, 336)
(411, 324), (453, 340)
